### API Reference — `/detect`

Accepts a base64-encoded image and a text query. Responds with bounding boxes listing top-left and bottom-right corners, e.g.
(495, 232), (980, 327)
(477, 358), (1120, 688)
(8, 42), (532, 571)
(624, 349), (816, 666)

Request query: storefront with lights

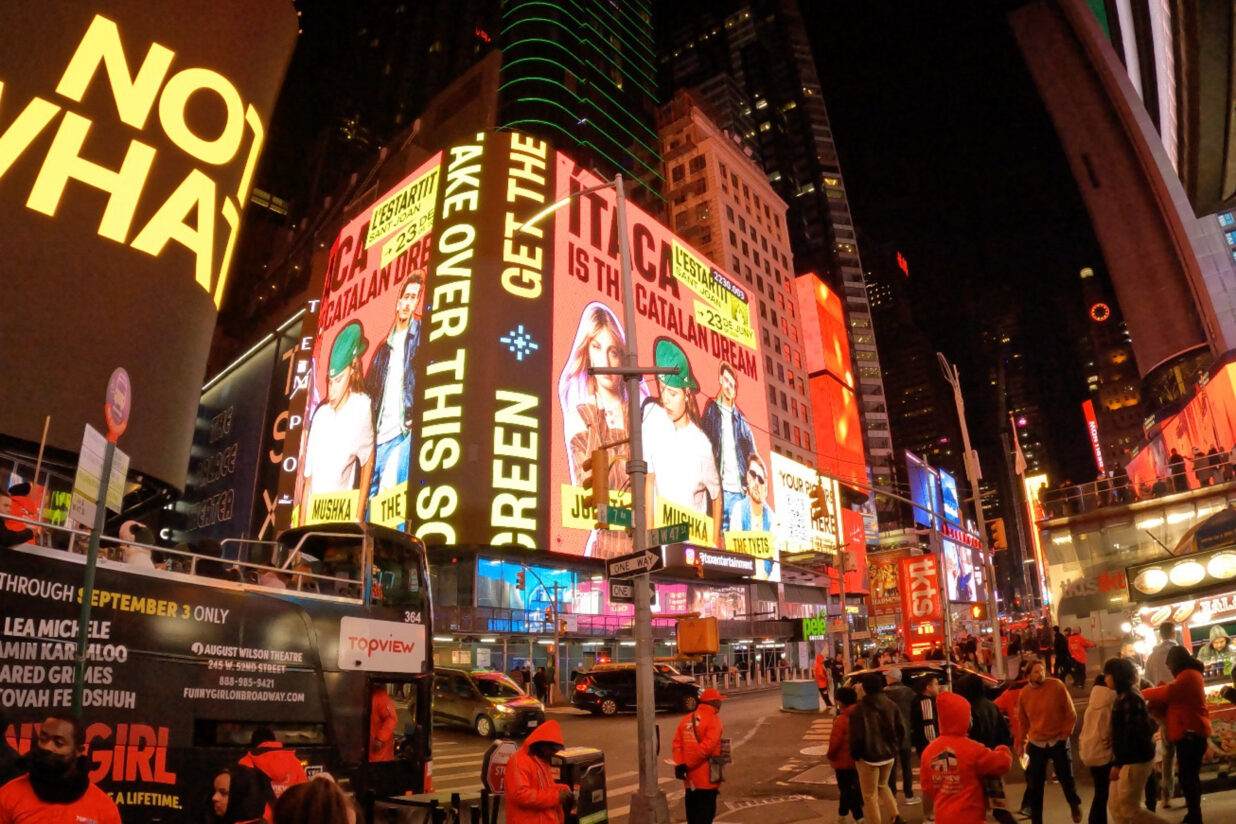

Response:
(1124, 510), (1236, 771)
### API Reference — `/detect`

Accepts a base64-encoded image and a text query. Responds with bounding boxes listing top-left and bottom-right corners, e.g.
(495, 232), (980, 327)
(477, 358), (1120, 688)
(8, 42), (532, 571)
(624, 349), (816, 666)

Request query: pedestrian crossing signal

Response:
(970, 603), (988, 620)
(516, 570), (526, 590)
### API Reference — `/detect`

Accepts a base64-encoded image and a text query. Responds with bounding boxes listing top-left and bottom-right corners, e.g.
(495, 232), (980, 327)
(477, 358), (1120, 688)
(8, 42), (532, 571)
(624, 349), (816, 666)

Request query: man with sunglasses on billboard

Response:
(702, 364), (756, 531)
(727, 454), (774, 532)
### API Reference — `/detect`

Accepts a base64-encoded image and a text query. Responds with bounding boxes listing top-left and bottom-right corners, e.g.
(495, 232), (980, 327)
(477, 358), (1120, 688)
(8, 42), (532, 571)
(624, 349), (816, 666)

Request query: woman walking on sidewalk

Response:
(1142, 647), (1211, 824)
(1105, 658), (1168, 824)
(1079, 672), (1115, 824)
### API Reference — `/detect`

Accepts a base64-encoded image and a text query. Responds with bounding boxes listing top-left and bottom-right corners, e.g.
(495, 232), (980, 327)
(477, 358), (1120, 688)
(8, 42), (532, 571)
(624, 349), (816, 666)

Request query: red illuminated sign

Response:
(898, 555), (943, 658)
(1081, 399), (1105, 473)
(897, 251), (909, 277)
(941, 521), (981, 549)
(1089, 302), (1111, 322)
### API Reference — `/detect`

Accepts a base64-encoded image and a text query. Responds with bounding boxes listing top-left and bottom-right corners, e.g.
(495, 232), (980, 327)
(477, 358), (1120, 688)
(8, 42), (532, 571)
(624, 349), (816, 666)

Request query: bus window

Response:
(372, 537), (426, 612)
(193, 720), (326, 749)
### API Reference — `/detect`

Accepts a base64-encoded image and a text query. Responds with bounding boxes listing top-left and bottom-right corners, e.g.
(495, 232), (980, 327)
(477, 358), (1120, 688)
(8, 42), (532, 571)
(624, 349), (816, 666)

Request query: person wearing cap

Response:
(364, 269), (424, 505)
(673, 687), (726, 824)
(303, 321), (375, 519)
(643, 338), (720, 517)
(505, 719), (575, 824)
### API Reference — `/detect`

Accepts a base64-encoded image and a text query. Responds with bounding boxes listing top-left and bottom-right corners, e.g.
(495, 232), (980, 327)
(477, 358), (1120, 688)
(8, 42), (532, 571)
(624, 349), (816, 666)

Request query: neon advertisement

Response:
(770, 453), (840, 561)
(548, 153), (773, 560)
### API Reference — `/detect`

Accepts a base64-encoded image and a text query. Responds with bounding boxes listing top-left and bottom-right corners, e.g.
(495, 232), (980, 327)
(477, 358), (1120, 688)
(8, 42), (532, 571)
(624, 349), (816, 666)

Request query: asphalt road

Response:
(428, 688), (1236, 823)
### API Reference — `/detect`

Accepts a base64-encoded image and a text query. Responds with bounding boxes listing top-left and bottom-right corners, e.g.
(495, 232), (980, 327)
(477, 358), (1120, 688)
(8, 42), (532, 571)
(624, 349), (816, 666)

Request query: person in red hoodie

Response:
(673, 687), (726, 824)
(505, 720), (575, 824)
(921, 691), (1014, 824)
(1067, 629), (1096, 687)
(0, 714), (121, 824)
(1142, 646), (1210, 824)
(369, 683), (399, 762)
(827, 686), (863, 824)
(813, 653), (833, 710)
(239, 727), (308, 799)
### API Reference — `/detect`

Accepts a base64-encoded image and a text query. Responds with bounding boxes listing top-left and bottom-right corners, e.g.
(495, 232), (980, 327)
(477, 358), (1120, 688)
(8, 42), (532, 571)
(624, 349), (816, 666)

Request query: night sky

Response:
(809, 2), (1103, 482)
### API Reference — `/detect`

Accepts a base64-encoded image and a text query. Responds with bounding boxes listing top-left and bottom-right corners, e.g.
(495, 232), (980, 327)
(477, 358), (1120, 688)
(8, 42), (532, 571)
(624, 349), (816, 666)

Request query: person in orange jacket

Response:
(921, 691), (1014, 824)
(812, 653), (833, 710)
(673, 687), (726, 824)
(239, 727), (308, 798)
(0, 714), (121, 824)
(369, 683), (399, 762)
(1067, 629), (1096, 686)
(505, 720), (575, 824)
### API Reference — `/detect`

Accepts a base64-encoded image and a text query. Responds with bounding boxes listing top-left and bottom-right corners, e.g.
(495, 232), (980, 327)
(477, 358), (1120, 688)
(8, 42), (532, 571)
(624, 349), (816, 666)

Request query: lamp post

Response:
(520, 174), (669, 824)
(937, 353), (1004, 674)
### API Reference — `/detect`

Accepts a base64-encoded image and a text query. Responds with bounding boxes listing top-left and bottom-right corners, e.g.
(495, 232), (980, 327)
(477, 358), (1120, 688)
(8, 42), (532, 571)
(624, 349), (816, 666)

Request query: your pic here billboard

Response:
(280, 136), (776, 569)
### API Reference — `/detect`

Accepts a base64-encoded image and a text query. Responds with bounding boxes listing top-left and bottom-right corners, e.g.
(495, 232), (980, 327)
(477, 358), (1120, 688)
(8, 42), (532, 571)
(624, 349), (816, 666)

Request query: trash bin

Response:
(780, 678), (819, 712)
(553, 746), (607, 824)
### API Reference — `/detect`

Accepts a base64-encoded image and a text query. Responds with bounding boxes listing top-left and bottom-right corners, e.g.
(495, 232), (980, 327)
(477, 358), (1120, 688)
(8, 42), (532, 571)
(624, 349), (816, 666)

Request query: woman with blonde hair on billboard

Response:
(558, 302), (644, 558)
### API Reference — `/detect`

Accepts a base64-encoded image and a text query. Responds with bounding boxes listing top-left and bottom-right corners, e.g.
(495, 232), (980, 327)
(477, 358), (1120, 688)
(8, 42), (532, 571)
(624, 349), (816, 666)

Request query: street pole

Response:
(615, 174), (669, 824)
(72, 440), (115, 717)
(552, 581), (561, 705)
(1002, 431), (1035, 611)
(938, 354), (1004, 675)
(836, 529), (852, 674)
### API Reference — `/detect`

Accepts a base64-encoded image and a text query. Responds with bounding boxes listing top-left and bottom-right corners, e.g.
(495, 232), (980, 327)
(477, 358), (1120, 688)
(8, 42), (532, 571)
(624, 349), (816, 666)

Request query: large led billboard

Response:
(770, 453), (841, 563)
(905, 451), (940, 528)
(0, 2), (298, 490)
(280, 134), (777, 568)
(938, 468), (962, 527)
(795, 276), (866, 491)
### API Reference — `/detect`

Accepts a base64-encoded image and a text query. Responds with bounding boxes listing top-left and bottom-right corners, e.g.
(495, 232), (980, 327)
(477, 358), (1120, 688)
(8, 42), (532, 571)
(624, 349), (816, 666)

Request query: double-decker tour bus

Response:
(0, 518), (434, 822)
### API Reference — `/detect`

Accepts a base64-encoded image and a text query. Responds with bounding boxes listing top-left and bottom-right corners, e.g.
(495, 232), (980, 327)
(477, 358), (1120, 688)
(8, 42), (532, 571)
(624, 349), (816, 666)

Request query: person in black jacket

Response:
(955, 672), (1013, 750)
(1054, 627), (1071, 680)
(883, 669), (919, 804)
(849, 672), (908, 824)
(1105, 658), (1168, 824)
(910, 674), (941, 753)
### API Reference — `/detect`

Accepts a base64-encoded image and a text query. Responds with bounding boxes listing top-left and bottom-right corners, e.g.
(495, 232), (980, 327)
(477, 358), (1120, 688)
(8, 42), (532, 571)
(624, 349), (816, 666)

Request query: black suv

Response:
(572, 663), (701, 716)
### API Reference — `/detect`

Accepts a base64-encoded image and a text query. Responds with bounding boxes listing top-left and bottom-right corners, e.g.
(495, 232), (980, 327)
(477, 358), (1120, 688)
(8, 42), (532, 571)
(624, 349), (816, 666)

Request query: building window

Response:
(671, 164), (685, 183)
(726, 204), (734, 221)
(1220, 212), (1235, 228)
(689, 155), (706, 174)
(1226, 229), (1236, 246)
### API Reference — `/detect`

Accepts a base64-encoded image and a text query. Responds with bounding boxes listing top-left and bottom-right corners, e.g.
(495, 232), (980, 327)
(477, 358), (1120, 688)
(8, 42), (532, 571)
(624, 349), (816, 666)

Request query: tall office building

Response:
(499, 0), (664, 211)
(658, 0), (895, 502)
(656, 91), (815, 466)
(1076, 266), (1143, 469)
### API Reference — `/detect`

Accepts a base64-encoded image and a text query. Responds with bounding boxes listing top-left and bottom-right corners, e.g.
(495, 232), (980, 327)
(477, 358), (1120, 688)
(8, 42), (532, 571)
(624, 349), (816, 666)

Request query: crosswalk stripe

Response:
(433, 753), (485, 763)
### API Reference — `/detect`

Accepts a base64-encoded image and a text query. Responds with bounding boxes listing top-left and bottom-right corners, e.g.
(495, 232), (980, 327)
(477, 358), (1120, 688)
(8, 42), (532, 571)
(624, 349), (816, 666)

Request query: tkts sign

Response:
(898, 555), (943, 658)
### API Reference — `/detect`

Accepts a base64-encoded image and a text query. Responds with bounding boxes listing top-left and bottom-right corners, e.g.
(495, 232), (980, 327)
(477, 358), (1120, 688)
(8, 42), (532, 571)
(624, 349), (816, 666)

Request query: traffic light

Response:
(581, 447), (609, 524)
(516, 569), (526, 590)
(986, 518), (1008, 550)
(809, 483), (828, 521)
(970, 603), (988, 620)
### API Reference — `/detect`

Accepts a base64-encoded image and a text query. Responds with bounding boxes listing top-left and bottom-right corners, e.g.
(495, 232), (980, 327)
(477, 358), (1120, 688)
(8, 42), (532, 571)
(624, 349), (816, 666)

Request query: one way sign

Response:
(606, 548), (664, 579)
(608, 578), (658, 606)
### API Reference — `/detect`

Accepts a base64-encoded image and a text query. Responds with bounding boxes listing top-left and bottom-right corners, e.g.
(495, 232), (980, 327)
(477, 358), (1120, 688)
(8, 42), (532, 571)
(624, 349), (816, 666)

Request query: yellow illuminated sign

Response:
(724, 531), (775, 559)
(306, 491), (360, 525)
(671, 240), (756, 349)
(656, 497), (713, 544)
(0, 14), (273, 307)
(368, 163), (441, 264)
(559, 485), (630, 531)
(368, 482), (408, 529)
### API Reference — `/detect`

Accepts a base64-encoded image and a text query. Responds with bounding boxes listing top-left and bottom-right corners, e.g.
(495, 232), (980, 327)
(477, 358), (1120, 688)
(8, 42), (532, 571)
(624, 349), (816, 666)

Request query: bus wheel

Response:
(475, 715), (495, 738)
(599, 698), (618, 717)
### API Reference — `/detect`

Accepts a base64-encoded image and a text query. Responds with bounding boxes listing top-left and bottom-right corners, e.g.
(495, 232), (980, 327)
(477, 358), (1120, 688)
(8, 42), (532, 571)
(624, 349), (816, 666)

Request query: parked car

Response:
(843, 662), (1002, 693)
(432, 667), (545, 738)
(572, 663), (701, 716)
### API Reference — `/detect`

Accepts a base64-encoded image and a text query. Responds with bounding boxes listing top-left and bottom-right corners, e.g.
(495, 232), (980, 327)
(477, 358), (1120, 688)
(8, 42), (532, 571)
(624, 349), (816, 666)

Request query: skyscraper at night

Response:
(657, 0), (894, 502)
(499, 0), (664, 210)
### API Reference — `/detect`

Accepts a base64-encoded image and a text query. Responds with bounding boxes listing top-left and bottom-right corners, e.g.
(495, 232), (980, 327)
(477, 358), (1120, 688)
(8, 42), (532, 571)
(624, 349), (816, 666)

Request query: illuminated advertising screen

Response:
(899, 554), (944, 658)
(291, 152), (442, 528)
(942, 538), (977, 602)
(938, 468), (962, 527)
(546, 155), (773, 560)
(281, 135), (775, 568)
(905, 451), (940, 528)
(0, 1), (298, 490)
(770, 453), (840, 562)
(795, 276), (866, 490)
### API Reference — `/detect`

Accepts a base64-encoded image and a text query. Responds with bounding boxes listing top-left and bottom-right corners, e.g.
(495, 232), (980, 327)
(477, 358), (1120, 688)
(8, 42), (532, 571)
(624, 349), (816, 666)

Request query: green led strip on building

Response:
(499, 70), (662, 155)
(503, 96), (664, 183)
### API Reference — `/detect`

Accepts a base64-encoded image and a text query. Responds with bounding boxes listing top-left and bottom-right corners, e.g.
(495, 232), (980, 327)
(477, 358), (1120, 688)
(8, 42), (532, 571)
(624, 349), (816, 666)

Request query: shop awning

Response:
(752, 582), (778, 603)
(783, 583), (828, 605)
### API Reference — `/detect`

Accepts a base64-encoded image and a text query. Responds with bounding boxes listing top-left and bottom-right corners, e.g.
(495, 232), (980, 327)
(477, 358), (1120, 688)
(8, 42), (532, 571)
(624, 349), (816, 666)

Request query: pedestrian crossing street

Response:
(430, 737), (681, 822)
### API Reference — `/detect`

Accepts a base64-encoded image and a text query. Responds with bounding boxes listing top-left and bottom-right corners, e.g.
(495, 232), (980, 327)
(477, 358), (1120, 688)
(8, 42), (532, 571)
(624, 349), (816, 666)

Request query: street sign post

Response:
(646, 522), (689, 546)
(607, 548), (664, 579)
(599, 504), (634, 528)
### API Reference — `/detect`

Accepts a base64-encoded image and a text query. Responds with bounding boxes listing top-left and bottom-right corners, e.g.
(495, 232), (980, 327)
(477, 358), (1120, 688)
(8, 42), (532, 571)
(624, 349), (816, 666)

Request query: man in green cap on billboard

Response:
(302, 320), (375, 520)
(643, 338), (720, 517)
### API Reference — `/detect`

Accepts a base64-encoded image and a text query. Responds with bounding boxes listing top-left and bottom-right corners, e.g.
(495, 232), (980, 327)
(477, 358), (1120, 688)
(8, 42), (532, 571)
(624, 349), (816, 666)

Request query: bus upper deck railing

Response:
(3, 514), (370, 604)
